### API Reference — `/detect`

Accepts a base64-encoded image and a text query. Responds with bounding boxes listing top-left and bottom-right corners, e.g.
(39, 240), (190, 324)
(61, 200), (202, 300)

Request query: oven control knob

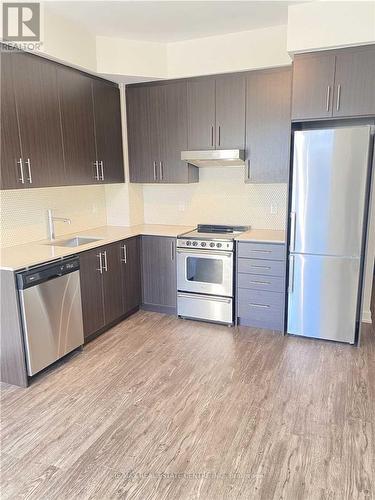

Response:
(216, 243), (222, 248)
(201, 242), (206, 247)
(186, 240), (191, 246)
(192, 241), (198, 246)
(209, 242), (215, 247)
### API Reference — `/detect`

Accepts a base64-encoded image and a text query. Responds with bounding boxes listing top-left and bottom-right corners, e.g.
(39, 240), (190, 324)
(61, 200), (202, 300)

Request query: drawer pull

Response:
(249, 280), (271, 285)
(251, 265), (271, 269)
(251, 249), (272, 253)
(249, 303), (270, 309)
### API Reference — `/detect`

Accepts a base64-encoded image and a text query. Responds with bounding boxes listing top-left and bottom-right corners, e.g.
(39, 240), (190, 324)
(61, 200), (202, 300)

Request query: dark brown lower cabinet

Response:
(120, 237), (141, 314)
(79, 248), (106, 339)
(102, 243), (124, 325)
(141, 236), (177, 313)
(80, 239), (141, 341)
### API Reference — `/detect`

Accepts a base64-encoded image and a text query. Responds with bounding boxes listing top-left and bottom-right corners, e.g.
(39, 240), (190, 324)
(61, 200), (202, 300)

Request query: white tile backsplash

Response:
(0, 185), (107, 247)
(142, 167), (287, 229)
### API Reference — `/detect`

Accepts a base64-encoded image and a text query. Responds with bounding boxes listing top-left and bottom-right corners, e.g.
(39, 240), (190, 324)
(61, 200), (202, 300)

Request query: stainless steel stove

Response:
(176, 224), (250, 325)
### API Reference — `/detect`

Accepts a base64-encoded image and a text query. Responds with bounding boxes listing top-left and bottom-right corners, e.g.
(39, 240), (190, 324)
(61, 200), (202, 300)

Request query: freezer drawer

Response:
(287, 254), (360, 343)
(177, 292), (233, 324)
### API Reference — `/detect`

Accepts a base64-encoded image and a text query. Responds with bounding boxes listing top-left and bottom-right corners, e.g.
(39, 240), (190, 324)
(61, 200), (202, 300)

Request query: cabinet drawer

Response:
(238, 258), (285, 277)
(237, 242), (286, 261)
(237, 289), (285, 331)
(237, 273), (285, 292)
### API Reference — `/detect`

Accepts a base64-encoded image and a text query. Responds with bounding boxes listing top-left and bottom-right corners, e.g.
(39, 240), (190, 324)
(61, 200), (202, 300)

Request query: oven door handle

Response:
(176, 248), (233, 258)
(177, 292), (232, 304)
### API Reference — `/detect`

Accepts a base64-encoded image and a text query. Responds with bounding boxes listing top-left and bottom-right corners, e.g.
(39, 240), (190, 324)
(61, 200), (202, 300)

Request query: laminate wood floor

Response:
(1, 299), (375, 499)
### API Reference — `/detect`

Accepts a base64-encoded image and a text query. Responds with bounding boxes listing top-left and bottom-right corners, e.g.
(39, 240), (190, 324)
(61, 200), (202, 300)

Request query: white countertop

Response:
(235, 229), (285, 244)
(1, 225), (286, 271)
(0, 224), (194, 271)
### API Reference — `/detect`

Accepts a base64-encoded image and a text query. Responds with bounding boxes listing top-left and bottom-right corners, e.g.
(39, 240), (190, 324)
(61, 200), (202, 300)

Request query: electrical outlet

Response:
(270, 204), (278, 215)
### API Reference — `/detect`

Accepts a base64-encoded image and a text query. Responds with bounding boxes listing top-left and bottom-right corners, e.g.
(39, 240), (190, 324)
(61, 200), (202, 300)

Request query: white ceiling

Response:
(45, 1), (297, 43)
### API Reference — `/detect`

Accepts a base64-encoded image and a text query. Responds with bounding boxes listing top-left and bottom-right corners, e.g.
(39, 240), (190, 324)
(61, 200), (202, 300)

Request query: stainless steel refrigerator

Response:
(287, 126), (373, 344)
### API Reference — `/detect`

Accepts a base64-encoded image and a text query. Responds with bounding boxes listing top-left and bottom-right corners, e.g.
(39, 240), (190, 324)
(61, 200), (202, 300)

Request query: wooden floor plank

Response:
(1, 297), (375, 499)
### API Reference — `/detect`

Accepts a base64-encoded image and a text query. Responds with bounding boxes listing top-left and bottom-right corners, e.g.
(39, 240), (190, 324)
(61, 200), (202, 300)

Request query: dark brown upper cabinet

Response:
(245, 67), (292, 183)
(92, 80), (124, 183)
(160, 82), (195, 183)
(215, 73), (246, 149)
(1, 47), (124, 189)
(58, 67), (97, 185)
(187, 74), (245, 150)
(332, 45), (375, 118)
(126, 85), (153, 183)
(291, 52), (335, 120)
(292, 45), (375, 121)
(0, 50), (24, 189)
(12, 52), (65, 187)
(127, 81), (198, 184)
(187, 76), (216, 150)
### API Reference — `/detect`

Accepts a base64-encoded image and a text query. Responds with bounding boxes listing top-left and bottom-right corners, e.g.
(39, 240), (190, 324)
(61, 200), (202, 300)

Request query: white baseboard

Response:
(362, 310), (372, 324)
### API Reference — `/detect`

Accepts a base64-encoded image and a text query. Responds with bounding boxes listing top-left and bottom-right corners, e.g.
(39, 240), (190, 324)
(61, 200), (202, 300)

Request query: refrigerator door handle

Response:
(288, 255), (295, 293)
(289, 212), (296, 252)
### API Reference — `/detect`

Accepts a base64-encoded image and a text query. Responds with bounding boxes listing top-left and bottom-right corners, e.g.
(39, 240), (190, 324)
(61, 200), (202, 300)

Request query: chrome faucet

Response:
(47, 209), (71, 240)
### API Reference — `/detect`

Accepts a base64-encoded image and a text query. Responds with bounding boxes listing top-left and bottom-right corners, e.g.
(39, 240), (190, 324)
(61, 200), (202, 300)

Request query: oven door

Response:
(177, 248), (233, 297)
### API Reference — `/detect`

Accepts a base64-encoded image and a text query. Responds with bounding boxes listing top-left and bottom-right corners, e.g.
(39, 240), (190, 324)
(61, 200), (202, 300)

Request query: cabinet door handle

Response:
(17, 158), (25, 184)
(102, 250), (108, 272)
(288, 255), (295, 293)
(153, 161), (157, 181)
(251, 265), (271, 270)
(97, 253), (103, 274)
(171, 240), (175, 261)
(211, 125), (214, 147)
(326, 85), (331, 112)
(218, 125), (221, 146)
(159, 161), (163, 181)
(121, 244), (127, 263)
(25, 158), (32, 183)
(336, 84), (341, 111)
(249, 280), (271, 285)
(249, 303), (270, 309)
(93, 161), (100, 180)
(99, 161), (104, 180)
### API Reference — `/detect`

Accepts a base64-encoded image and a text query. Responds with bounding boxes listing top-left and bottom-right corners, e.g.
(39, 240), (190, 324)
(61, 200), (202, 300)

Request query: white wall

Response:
(96, 36), (167, 79)
(41, 5), (97, 72)
(287, 1), (375, 54)
(167, 25), (291, 78)
(105, 84), (144, 226)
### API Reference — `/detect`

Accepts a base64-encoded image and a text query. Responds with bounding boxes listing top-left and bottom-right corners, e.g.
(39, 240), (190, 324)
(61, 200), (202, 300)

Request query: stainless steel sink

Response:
(46, 236), (103, 247)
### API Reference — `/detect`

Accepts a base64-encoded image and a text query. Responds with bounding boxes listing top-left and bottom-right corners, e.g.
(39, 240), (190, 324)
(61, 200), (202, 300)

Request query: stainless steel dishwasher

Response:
(17, 257), (84, 376)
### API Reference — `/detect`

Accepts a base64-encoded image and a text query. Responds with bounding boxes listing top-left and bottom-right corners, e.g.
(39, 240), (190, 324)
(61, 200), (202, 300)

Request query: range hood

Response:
(181, 149), (245, 168)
